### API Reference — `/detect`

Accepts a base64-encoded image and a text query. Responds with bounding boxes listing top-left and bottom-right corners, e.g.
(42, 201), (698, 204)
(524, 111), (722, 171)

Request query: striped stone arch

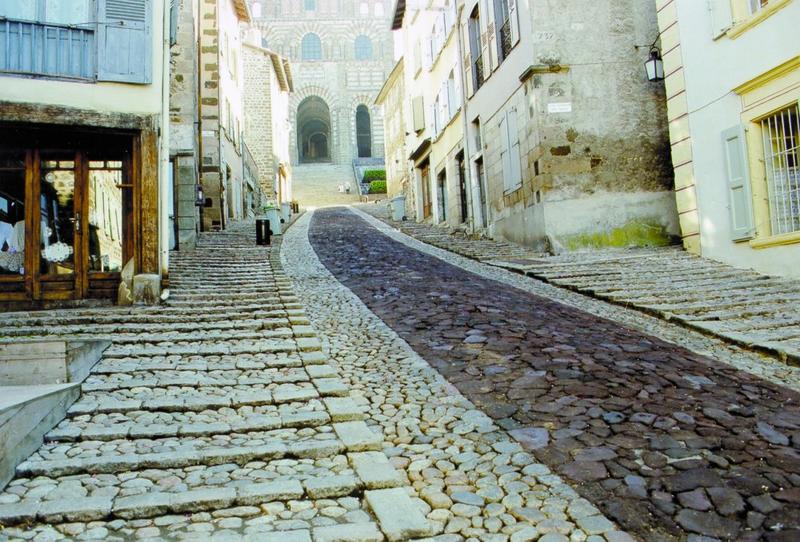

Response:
(290, 85), (341, 164)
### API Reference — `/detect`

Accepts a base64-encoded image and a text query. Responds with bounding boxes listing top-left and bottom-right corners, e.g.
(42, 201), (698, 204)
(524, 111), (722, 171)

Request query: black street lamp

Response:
(645, 47), (665, 82)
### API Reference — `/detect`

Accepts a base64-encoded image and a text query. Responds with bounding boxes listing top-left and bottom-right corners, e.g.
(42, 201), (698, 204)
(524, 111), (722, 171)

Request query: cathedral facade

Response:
(250, 0), (394, 166)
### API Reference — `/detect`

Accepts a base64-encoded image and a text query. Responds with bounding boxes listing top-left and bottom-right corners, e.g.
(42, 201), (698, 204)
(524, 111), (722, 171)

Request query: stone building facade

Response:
(199, 0), (251, 231)
(249, 0), (394, 166)
(460, 0), (679, 251)
(170, 0), (201, 250)
(243, 39), (295, 206)
(374, 59), (411, 213)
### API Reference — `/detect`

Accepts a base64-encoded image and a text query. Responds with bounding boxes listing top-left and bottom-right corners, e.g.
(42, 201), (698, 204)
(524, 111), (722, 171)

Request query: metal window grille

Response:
(499, 17), (512, 60)
(473, 54), (484, 90)
(761, 103), (800, 235)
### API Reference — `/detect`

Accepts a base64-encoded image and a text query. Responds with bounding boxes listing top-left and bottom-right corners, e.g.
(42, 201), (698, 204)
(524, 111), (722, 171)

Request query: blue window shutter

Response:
(721, 125), (755, 241)
(97, 0), (152, 84)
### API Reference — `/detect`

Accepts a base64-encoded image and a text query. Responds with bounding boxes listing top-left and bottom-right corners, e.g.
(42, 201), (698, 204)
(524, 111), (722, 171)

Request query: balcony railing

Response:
(499, 18), (512, 61)
(0, 18), (95, 79)
(473, 54), (484, 90)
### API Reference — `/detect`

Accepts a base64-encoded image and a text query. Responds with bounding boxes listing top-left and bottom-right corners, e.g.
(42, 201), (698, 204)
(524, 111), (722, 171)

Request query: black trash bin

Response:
(255, 219), (271, 246)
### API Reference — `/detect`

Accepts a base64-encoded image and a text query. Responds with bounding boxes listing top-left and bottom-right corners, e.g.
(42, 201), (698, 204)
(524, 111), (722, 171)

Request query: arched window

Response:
(251, 2), (262, 17)
(359, 2), (369, 15)
(301, 33), (322, 61)
(356, 105), (372, 157)
(354, 35), (372, 60)
(374, 2), (384, 16)
(304, 0), (316, 10)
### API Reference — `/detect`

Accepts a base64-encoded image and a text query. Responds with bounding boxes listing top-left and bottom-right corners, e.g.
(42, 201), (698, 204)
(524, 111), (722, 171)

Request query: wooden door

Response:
(421, 162), (432, 219)
(34, 150), (84, 301)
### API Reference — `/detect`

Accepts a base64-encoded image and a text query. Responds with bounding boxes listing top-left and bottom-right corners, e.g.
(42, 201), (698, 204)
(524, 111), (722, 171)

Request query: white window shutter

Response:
(499, 115), (511, 191)
(508, 109), (521, 188)
(721, 125), (755, 240)
(427, 102), (436, 136)
(422, 37), (433, 70)
(97, 0), (152, 84)
(453, 73), (462, 112)
(508, 0), (520, 45)
(484, 0), (498, 71)
(709, 0), (733, 39)
(461, 20), (474, 98)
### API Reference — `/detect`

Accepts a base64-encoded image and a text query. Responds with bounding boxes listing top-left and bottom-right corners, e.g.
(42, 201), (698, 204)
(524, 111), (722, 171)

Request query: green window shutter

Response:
(97, 0), (152, 84)
(721, 125), (755, 241)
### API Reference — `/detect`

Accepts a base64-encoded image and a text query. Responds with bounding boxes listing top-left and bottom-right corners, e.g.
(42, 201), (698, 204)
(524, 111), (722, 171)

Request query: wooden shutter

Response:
(484, 0), (498, 71)
(461, 19), (474, 97)
(508, 0), (519, 46)
(508, 108), (521, 188)
(709, 0), (733, 39)
(453, 71), (462, 110)
(97, 0), (152, 83)
(721, 125), (755, 240)
(412, 96), (425, 132)
(439, 82), (449, 127)
(499, 114), (511, 191)
(427, 102), (436, 136)
(423, 38), (433, 71)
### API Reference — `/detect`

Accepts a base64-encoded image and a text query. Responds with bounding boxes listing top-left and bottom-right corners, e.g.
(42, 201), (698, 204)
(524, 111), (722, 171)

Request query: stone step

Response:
(89, 354), (309, 374)
(0, 384), (81, 491)
(0, 319), (291, 337)
(102, 339), (304, 358)
(0, 339), (109, 386)
(47, 407), (330, 442)
(0, 474), (369, 526)
(17, 431), (346, 478)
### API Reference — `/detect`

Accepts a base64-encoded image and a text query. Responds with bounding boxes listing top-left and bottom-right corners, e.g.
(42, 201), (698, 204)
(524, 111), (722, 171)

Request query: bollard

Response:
(256, 219), (271, 246)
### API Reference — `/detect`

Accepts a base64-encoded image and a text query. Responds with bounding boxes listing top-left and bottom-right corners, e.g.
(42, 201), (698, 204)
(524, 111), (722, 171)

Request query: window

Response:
(468, 8), (484, 90)
(301, 33), (322, 61)
(304, 0), (317, 11)
(749, 0), (769, 13)
(251, 2), (262, 17)
(374, 3), (384, 16)
(761, 104), (800, 235)
(360, 2), (369, 15)
(354, 35), (373, 60)
(493, 0), (519, 62)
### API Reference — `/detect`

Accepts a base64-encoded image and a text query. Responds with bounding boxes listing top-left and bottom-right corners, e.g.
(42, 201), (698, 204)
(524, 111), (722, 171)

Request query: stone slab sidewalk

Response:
(361, 204), (800, 364)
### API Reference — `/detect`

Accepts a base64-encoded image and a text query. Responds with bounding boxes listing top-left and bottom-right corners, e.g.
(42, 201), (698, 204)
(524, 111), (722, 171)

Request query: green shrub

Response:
(362, 169), (386, 182)
(368, 180), (387, 194)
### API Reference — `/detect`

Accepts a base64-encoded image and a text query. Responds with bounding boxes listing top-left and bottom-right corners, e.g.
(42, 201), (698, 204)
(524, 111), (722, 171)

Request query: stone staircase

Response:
(0, 221), (430, 541)
(292, 164), (360, 209)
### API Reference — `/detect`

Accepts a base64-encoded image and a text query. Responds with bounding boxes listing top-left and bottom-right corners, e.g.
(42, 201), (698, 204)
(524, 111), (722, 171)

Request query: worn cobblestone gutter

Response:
(308, 207), (800, 542)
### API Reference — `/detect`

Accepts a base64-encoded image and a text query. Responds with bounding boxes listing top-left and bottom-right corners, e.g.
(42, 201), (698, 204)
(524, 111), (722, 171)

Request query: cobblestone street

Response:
(306, 208), (800, 542)
(1, 209), (798, 542)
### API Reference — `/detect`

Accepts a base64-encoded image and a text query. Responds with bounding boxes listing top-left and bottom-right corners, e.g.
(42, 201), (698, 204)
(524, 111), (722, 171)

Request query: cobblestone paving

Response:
(282, 212), (632, 542)
(0, 222), (430, 541)
(360, 205), (800, 364)
(309, 208), (800, 542)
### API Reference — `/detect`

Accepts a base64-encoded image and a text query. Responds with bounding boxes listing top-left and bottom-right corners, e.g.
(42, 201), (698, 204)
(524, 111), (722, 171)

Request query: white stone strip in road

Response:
(282, 210), (632, 542)
(350, 206), (800, 393)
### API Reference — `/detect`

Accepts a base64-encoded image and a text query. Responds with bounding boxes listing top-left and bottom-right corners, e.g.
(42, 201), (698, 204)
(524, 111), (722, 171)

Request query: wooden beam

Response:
(0, 102), (155, 131)
(138, 128), (160, 274)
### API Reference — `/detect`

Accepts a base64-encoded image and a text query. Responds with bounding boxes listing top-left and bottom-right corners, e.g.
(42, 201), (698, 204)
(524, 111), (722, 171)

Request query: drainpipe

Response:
(196, 0), (204, 233)
(159, 0), (171, 276)
(454, 5), (476, 234)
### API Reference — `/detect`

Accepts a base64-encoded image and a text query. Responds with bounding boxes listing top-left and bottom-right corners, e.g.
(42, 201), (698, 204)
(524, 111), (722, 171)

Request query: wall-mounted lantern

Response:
(645, 47), (665, 82)
(195, 184), (205, 206)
